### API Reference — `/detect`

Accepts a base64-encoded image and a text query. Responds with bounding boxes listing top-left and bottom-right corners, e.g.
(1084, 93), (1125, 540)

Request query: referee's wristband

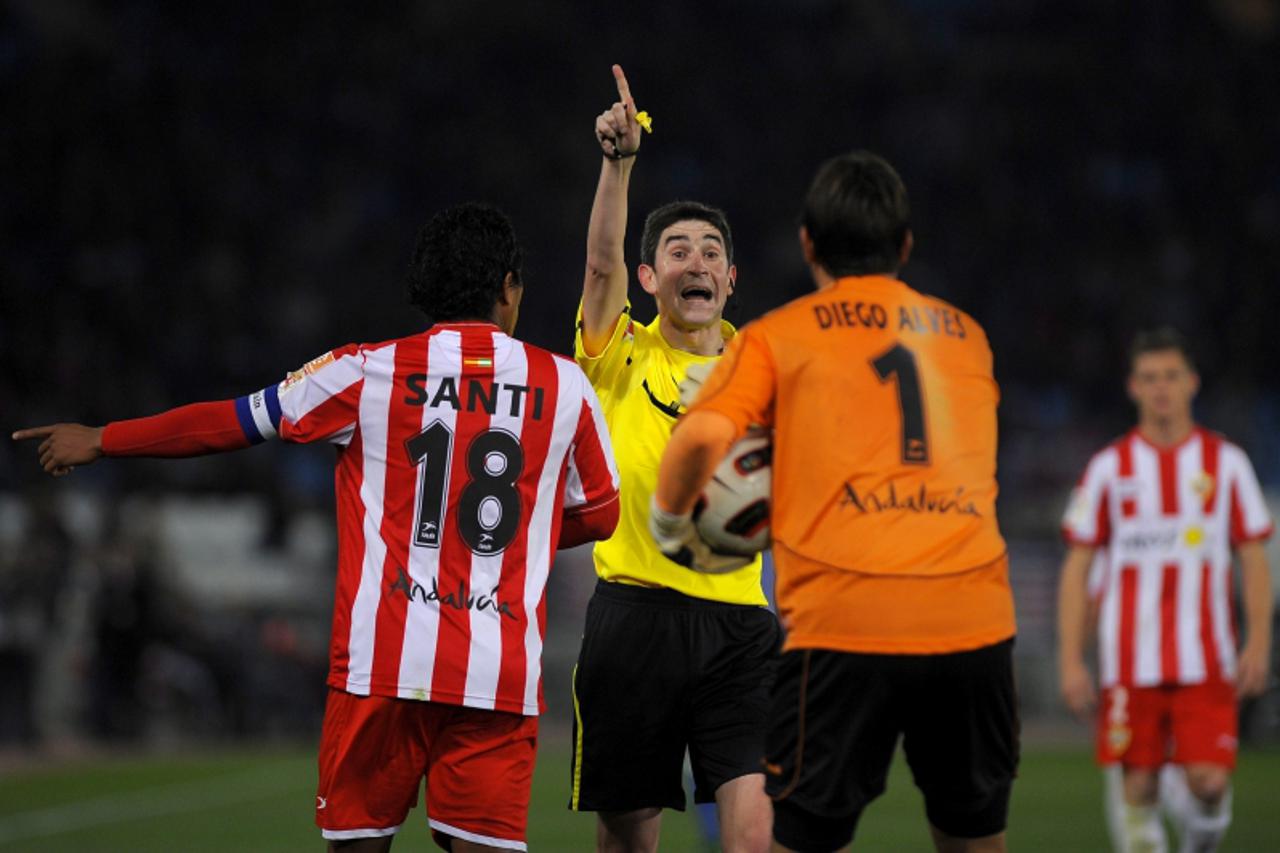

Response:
(599, 133), (637, 160)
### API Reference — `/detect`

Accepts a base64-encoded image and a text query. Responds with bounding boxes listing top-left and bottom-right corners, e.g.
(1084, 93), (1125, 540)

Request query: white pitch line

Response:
(0, 764), (310, 845)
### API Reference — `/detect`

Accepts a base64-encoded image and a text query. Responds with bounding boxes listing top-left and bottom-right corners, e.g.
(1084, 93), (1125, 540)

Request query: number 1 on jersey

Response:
(871, 342), (929, 465)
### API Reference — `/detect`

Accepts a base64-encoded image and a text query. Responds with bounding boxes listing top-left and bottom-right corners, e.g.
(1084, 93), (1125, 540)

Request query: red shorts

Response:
(1096, 681), (1237, 769)
(316, 688), (538, 849)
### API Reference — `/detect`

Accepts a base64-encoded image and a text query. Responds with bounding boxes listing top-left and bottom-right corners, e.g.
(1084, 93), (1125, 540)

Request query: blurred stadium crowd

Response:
(3, 1), (1279, 748)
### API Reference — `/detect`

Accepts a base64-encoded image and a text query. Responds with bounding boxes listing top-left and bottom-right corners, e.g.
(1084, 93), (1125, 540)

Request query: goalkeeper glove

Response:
(649, 496), (752, 575)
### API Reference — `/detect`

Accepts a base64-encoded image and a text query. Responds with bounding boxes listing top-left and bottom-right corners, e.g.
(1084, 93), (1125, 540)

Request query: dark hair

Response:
(406, 203), (523, 322)
(1129, 327), (1196, 372)
(639, 200), (734, 268)
(801, 150), (910, 277)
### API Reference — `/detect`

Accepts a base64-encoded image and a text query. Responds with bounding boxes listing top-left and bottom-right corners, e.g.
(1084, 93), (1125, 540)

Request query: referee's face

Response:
(642, 219), (736, 331)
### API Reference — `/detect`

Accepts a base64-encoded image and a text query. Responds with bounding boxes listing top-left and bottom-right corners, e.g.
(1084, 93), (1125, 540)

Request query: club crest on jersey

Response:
(281, 351), (336, 394)
(1184, 525), (1205, 547)
(1192, 471), (1215, 502)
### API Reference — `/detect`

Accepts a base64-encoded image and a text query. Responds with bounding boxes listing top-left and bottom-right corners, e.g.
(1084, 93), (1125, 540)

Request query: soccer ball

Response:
(693, 428), (772, 557)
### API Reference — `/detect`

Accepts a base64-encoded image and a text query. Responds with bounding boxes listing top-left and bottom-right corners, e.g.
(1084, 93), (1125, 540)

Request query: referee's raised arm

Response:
(581, 64), (642, 357)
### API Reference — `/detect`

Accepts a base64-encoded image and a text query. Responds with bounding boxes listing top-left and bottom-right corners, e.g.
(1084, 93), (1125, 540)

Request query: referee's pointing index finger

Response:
(612, 64), (636, 111)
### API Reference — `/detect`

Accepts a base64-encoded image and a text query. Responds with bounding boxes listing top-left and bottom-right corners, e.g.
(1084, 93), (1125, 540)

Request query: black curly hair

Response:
(406, 203), (523, 323)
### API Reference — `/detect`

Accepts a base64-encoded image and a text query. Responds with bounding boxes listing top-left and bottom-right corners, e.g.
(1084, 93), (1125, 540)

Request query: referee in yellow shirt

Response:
(568, 65), (779, 853)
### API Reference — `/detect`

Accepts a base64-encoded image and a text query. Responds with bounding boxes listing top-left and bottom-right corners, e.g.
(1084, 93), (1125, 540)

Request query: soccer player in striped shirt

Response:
(15, 203), (621, 853)
(1058, 328), (1273, 853)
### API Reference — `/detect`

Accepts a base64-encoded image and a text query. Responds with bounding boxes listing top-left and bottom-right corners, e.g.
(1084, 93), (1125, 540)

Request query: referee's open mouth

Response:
(680, 284), (714, 302)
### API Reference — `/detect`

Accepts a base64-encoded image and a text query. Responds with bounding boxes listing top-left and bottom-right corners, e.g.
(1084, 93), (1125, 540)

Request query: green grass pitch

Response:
(1, 733), (1276, 851)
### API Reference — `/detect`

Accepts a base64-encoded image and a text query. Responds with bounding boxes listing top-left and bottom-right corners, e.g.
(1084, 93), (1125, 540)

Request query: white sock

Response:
(1158, 765), (1193, 826)
(1122, 802), (1168, 853)
(1103, 765), (1127, 852)
(1176, 785), (1231, 853)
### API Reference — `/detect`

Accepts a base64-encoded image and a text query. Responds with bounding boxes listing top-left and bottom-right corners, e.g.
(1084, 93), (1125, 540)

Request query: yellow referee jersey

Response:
(574, 302), (766, 605)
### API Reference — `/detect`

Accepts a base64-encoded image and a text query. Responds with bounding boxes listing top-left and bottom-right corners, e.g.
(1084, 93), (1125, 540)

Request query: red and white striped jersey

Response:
(1062, 427), (1272, 688)
(243, 322), (619, 715)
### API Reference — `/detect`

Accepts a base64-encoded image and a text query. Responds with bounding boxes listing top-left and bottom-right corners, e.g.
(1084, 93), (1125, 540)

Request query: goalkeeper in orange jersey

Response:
(653, 150), (1018, 852)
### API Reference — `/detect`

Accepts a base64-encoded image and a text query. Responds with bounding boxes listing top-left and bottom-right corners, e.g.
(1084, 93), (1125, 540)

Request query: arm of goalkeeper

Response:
(649, 404), (751, 574)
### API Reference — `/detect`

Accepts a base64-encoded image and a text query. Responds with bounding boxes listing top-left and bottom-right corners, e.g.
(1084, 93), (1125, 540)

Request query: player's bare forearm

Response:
(1057, 545), (1097, 717)
(1236, 540), (1273, 697)
(655, 410), (737, 515)
(12, 423), (104, 476)
(581, 65), (641, 355)
(1056, 545), (1095, 665)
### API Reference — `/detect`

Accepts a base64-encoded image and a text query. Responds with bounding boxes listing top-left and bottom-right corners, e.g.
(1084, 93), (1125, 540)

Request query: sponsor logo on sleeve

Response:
(280, 351), (337, 395)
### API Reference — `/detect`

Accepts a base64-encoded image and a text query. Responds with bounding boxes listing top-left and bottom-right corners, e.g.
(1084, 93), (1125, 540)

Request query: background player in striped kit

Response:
(1058, 327), (1273, 853)
(14, 203), (621, 853)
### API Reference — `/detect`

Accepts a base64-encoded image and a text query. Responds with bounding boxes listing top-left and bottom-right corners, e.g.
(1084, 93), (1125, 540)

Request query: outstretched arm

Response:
(581, 64), (644, 356)
(14, 398), (254, 476)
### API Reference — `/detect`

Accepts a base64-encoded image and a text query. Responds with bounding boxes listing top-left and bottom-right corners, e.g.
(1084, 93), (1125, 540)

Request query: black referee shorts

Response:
(765, 638), (1019, 852)
(569, 579), (781, 812)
